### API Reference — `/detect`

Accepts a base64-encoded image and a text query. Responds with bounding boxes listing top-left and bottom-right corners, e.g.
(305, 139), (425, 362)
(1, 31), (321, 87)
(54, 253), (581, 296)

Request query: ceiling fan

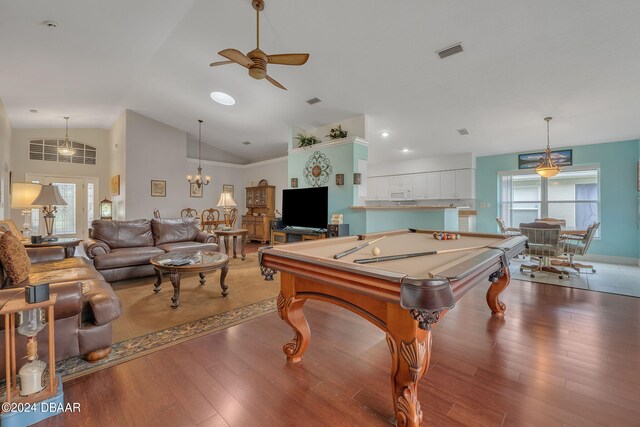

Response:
(210, 0), (309, 90)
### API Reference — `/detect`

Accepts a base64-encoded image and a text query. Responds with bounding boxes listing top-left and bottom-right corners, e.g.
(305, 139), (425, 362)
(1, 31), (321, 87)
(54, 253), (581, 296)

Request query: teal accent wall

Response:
(365, 209), (459, 233)
(476, 139), (640, 260)
(288, 141), (368, 231)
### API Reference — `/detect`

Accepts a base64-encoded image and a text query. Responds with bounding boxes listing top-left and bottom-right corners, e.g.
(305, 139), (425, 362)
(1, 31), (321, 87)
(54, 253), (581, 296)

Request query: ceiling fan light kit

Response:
(209, 0), (309, 90)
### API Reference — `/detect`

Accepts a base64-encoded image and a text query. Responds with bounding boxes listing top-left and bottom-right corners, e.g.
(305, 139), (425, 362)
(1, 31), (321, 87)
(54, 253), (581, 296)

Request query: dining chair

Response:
(496, 217), (520, 235)
(557, 222), (600, 273)
(518, 222), (569, 279)
(201, 208), (222, 232)
(153, 209), (161, 219)
(181, 208), (198, 218)
(228, 208), (238, 228)
(534, 217), (567, 227)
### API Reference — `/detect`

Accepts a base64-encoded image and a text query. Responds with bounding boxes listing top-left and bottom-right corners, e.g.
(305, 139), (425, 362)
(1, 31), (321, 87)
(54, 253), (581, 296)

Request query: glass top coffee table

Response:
(150, 250), (229, 308)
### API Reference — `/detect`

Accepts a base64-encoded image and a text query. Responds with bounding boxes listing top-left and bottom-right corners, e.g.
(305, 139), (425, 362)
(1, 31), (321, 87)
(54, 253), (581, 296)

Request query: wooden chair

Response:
(181, 208), (198, 218)
(201, 209), (222, 233)
(228, 208), (238, 228)
(518, 222), (569, 279)
(153, 209), (161, 219)
(496, 217), (520, 235)
(557, 222), (600, 273)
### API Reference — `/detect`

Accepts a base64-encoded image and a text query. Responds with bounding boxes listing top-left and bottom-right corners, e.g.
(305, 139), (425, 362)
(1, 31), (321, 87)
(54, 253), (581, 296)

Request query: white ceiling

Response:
(2, 0), (640, 163)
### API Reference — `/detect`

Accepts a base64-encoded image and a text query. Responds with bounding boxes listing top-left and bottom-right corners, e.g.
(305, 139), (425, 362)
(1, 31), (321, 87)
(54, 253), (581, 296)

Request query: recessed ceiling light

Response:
(29, 109), (38, 113)
(381, 131), (389, 138)
(306, 97), (322, 105)
(210, 91), (235, 106)
(402, 148), (410, 153)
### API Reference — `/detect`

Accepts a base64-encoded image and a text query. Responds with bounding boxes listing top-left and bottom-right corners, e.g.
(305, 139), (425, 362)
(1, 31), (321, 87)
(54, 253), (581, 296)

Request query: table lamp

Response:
(31, 184), (67, 242)
(10, 182), (42, 239)
(216, 192), (237, 229)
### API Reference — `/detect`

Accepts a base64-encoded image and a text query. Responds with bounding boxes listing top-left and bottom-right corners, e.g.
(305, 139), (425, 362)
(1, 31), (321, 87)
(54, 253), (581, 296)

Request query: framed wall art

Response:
(222, 184), (234, 197)
(518, 149), (573, 170)
(151, 180), (166, 197)
(190, 183), (203, 198)
(110, 175), (121, 196)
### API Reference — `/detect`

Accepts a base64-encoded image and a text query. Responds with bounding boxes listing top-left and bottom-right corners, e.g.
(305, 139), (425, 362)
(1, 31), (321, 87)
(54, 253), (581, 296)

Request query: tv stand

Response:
(271, 227), (327, 245)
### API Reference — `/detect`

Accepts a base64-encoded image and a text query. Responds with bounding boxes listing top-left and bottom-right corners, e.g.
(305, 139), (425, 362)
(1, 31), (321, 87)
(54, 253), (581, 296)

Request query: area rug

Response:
(509, 257), (640, 298)
(57, 252), (281, 380)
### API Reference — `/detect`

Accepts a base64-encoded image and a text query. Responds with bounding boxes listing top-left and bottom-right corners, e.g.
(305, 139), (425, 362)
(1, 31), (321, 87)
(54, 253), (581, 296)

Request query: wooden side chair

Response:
(201, 208), (222, 233)
(181, 208), (198, 218)
(557, 222), (600, 273)
(153, 209), (161, 219)
(518, 222), (569, 279)
(228, 208), (238, 228)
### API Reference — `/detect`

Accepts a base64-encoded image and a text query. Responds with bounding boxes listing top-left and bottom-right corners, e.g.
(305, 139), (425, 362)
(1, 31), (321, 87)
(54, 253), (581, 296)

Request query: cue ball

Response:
(371, 247), (381, 256)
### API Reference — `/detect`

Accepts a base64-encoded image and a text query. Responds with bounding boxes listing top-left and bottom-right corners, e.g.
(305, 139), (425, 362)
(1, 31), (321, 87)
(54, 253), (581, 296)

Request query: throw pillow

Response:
(0, 231), (31, 286)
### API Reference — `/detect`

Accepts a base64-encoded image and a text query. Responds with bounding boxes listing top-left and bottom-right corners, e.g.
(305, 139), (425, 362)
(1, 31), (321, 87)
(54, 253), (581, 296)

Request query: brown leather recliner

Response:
(85, 218), (219, 282)
(0, 247), (122, 377)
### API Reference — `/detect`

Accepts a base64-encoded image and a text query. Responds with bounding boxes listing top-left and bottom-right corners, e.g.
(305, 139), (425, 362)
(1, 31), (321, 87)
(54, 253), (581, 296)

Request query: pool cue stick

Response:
(333, 236), (387, 259)
(353, 245), (488, 264)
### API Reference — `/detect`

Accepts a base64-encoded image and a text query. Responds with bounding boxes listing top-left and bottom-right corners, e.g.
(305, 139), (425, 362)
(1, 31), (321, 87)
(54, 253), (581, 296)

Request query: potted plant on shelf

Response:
(326, 124), (348, 140)
(295, 133), (322, 147)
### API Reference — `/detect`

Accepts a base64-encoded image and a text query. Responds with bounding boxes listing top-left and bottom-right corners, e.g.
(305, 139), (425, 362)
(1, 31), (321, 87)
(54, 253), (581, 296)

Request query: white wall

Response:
(10, 127), (110, 225)
(0, 100), (11, 219)
(368, 152), (476, 176)
(242, 157), (288, 214)
(293, 114), (366, 148)
(187, 133), (248, 165)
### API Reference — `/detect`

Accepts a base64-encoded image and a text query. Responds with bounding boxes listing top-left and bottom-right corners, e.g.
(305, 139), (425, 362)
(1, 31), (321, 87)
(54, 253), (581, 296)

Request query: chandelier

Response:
(187, 119), (211, 188)
(535, 116), (561, 178)
(57, 116), (76, 156)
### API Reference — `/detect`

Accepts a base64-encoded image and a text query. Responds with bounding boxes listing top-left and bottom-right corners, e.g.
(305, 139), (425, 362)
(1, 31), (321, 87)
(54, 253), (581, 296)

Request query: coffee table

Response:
(150, 250), (229, 308)
(23, 237), (82, 258)
(214, 229), (249, 260)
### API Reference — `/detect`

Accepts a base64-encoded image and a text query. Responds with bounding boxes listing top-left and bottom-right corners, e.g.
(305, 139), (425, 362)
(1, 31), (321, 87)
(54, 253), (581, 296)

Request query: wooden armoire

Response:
(241, 181), (276, 243)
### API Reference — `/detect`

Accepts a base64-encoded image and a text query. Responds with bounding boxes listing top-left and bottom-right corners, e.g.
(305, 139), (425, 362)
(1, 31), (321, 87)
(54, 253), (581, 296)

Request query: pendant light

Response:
(535, 116), (561, 178)
(57, 116), (76, 156)
(187, 120), (211, 188)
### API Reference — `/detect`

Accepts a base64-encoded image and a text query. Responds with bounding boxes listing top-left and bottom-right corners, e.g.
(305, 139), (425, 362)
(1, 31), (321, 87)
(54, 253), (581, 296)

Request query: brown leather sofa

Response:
(85, 218), (219, 282)
(0, 246), (122, 377)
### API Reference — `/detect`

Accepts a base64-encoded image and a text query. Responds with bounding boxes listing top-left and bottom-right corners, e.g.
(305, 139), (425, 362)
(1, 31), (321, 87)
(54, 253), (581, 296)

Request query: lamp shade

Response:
(10, 183), (42, 209)
(216, 192), (237, 208)
(32, 184), (67, 206)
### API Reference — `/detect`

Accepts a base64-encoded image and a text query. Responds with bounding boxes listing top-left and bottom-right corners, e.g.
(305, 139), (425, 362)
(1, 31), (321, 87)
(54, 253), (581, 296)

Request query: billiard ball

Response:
(371, 247), (381, 256)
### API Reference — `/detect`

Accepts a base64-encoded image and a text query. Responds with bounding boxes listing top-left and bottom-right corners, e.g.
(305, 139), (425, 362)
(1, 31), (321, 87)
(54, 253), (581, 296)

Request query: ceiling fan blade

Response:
(218, 48), (254, 68)
(266, 75), (287, 90)
(267, 53), (309, 66)
(209, 60), (234, 67)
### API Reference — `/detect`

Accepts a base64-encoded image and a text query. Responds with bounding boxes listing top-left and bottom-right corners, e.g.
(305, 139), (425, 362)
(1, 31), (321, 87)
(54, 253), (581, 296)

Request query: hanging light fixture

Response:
(57, 116), (76, 156)
(535, 116), (561, 178)
(187, 119), (211, 188)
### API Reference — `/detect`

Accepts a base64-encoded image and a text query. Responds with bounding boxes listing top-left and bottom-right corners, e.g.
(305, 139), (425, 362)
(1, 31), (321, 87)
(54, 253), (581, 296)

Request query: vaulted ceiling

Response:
(2, 0), (640, 163)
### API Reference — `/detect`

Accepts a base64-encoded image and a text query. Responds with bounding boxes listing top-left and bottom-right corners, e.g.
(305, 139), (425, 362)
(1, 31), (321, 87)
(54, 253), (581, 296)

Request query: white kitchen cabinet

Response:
(455, 169), (474, 199)
(367, 176), (389, 200)
(440, 171), (456, 199)
(411, 173), (426, 199)
(425, 172), (441, 199)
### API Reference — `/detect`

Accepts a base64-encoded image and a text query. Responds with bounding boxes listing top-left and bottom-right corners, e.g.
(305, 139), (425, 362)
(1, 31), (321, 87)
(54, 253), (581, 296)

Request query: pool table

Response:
(259, 229), (527, 426)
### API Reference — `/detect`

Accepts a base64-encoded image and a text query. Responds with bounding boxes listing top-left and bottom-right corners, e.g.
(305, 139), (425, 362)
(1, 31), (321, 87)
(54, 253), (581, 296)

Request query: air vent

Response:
(306, 97), (322, 105)
(242, 141), (252, 145)
(437, 43), (463, 59)
(457, 128), (469, 135)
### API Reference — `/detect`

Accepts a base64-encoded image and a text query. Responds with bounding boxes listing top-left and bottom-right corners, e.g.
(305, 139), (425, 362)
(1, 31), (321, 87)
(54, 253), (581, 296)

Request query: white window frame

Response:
(498, 164), (601, 235)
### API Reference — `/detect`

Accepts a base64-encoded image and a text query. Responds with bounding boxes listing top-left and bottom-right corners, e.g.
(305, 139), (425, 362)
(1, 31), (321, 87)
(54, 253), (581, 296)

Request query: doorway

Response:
(26, 174), (99, 239)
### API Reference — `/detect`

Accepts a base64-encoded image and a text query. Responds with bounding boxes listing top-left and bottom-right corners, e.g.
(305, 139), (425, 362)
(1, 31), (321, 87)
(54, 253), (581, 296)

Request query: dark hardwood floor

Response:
(37, 280), (640, 426)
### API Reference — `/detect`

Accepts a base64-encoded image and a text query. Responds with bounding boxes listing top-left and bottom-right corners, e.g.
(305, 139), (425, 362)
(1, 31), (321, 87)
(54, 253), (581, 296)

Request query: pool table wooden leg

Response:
(386, 303), (431, 427)
(278, 273), (310, 363)
(486, 266), (510, 315)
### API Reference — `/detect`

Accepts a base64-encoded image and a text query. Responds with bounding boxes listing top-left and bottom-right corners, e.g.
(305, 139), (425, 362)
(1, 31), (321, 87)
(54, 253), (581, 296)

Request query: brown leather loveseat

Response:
(85, 218), (219, 282)
(0, 246), (122, 376)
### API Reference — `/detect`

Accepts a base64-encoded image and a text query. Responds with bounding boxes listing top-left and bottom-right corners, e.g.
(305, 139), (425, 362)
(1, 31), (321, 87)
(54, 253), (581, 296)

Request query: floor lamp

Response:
(31, 184), (67, 242)
(216, 192), (237, 230)
(10, 182), (42, 239)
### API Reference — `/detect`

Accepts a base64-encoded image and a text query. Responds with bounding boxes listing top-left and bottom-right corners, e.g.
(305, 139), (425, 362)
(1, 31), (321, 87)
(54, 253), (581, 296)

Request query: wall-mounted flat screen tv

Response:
(282, 187), (328, 229)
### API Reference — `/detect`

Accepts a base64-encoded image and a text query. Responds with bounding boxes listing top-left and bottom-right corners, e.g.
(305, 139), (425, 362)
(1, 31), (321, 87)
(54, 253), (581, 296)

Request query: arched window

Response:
(29, 138), (97, 165)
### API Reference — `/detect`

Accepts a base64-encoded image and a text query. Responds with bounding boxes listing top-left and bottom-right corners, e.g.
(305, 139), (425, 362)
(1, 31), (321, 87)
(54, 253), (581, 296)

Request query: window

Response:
(499, 166), (600, 232)
(29, 139), (97, 165)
